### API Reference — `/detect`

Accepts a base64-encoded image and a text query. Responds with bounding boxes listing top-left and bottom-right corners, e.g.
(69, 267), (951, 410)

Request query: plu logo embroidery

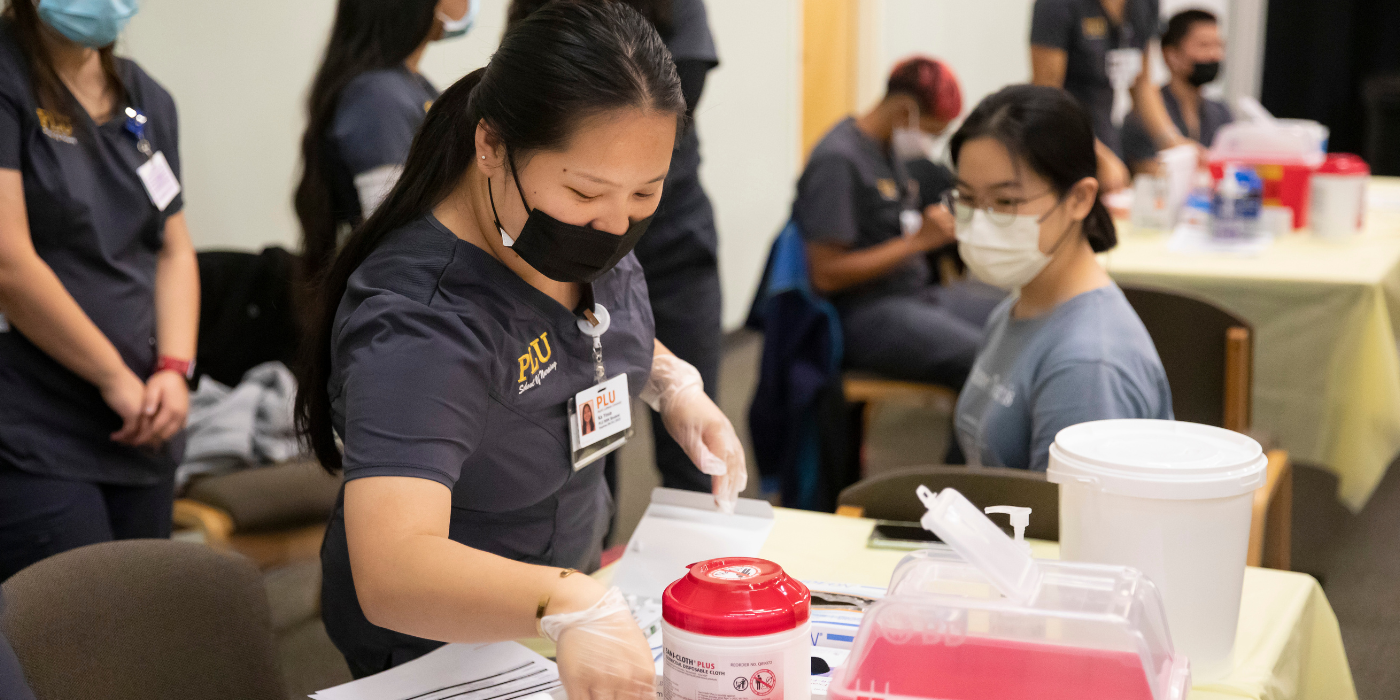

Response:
(1082, 16), (1108, 39)
(876, 178), (900, 201)
(36, 109), (76, 144)
(516, 331), (558, 394)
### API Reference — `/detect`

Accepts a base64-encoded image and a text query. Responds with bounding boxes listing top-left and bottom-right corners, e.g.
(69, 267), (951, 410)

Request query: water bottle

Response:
(1211, 165), (1263, 242)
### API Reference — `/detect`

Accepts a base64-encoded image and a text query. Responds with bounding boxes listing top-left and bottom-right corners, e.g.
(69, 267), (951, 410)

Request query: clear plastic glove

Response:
(541, 587), (655, 700)
(640, 353), (748, 513)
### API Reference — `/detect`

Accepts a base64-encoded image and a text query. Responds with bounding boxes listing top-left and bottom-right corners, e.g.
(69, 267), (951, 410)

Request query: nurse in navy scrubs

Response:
(295, 0), (478, 283)
(294, 3), (745, 695)
(0, 0), (199, 580)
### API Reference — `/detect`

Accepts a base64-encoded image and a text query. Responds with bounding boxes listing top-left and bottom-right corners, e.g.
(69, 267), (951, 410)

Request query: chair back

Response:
(1, 540), (285, 700)
(1120, 285), (1253, 432)
(838, 465), (1060, 541)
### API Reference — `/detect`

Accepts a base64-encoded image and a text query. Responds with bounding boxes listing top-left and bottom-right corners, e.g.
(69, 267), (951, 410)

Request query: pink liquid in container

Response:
(828, 487), (1190, 700)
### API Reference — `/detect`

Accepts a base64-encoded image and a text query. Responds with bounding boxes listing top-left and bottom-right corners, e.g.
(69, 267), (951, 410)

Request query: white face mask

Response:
(955, 208), (1052, 290)
(437, 0), (477, 40)
(890, 101), (937, 162)
(891, 126), (936, 162)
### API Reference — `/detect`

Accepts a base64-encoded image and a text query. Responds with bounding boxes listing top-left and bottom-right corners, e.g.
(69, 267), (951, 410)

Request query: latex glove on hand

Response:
(541, 587), (655, 700)
(641, 353), (748, 513)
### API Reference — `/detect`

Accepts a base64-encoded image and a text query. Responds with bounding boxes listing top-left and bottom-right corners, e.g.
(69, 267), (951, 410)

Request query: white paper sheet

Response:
(311, 642), (562, 700)
(611, 488), (775, 601)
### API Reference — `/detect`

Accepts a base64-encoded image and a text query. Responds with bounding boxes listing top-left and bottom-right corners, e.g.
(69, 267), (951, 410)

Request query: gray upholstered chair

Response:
(1, 539), (285, 700)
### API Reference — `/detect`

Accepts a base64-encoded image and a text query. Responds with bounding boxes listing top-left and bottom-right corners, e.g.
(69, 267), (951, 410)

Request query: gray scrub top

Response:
(1031, 0), (1161, 157)
(954, 285), (1172, 472)
(792, 117), (928, 307)
(326, 68), (437, 226)
(320, 213), (655, 674)
(1121, 85), (1234, 164)
(0, 19), (182, 485)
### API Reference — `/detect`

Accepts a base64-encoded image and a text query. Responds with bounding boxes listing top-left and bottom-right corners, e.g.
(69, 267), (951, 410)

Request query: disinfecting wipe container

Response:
(662, 558), (811, 700)
(1048, 419), (1268, 683)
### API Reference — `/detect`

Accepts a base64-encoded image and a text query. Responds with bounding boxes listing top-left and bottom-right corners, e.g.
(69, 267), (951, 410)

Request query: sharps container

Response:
(662, 557), (811, 700)
(829, 487), (1190, 700)
(1048, 419), (1267, 682)
(1310, 153), (1370, 238)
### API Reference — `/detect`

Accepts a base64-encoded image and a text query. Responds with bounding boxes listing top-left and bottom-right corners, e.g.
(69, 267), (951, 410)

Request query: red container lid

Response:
(1318, 153), (1370, 175)
(662, 558), (811, 637)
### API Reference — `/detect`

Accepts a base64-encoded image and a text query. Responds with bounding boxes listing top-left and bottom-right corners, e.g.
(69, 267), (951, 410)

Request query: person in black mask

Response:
(1121, 9), (1232, 174)
(294, 3), (745, 694)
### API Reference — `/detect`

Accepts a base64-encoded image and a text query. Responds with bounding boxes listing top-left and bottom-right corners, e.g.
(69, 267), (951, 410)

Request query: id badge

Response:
(136, 152), (181, 211)
(567, 373), (633, 471)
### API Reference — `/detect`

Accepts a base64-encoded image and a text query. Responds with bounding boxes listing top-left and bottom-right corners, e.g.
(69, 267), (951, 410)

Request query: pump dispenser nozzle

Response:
(984, 506), (1033, 554)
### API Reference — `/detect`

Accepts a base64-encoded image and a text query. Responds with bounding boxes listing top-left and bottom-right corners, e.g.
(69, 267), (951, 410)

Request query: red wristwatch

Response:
(155, 355), (195, 380)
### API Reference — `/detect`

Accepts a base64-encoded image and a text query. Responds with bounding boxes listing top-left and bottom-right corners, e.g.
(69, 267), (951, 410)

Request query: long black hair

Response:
(293, 0), (438, 291)
(2, 0), (128, 121)
(295, 0), (686, 472)
(949, 84), (1117, 252)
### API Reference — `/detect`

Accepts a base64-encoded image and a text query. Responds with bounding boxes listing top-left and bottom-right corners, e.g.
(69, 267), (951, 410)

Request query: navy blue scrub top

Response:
(1031, 0), (1160, 157)
(1120, 85), (1234, 164)
(0, 19), (183, 485)
(320, 213), (655, 676)
(326, 68), (437, 227)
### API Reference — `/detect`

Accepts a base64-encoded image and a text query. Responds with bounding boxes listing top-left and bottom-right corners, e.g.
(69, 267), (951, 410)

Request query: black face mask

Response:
(1187, 61), (1220, 87)
(489, 153), (653, 284)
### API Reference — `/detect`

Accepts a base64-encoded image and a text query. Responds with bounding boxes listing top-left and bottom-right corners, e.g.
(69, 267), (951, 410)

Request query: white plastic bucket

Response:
(1047, 420), (1267, 683)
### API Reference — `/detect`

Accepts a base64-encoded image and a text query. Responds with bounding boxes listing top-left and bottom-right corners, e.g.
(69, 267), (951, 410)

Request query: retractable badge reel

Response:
(567, 296), (634, 470)
(124, 107), (181, 211)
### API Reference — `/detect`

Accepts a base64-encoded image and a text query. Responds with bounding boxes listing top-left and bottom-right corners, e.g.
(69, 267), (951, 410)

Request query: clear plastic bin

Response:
(828, 488), (1190, 700)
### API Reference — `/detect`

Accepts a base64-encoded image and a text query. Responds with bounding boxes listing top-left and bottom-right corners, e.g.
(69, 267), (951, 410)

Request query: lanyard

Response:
(574, 284), (610, 383)
(123, 107), (152, 157)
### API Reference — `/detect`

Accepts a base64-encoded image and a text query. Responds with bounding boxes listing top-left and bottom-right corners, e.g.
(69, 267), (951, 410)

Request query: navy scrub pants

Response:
(839, 281), (1006, 390)
(0, 460), (174, 581)
(645, 263), (723, 494)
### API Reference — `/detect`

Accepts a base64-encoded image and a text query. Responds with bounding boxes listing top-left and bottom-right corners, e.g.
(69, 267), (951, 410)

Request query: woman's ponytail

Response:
(1084, 196), (1117, 253)
(294, 68), (485, 474)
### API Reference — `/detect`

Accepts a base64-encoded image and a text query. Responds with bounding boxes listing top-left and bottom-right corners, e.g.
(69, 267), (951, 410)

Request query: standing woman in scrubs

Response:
(509, 0), (726, 496)
(295, 2), (746, 693)
(295, 0), (477, 284)
(1029, 0), (1191, 193)
(0, 0), (199, 579)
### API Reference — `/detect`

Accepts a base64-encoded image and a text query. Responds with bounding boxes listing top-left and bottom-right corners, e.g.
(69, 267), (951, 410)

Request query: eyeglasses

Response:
(943, 189), (1060, 228)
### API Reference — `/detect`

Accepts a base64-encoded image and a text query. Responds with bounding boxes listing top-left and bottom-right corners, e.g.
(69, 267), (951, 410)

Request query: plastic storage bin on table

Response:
(828, 487), (1191, 700)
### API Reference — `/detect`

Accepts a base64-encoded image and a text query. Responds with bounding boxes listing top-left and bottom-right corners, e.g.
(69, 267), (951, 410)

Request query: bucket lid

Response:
(1047, 419), (1267, 500)
(662, 558), (810, 637)
(1317, 153), (1370, 175)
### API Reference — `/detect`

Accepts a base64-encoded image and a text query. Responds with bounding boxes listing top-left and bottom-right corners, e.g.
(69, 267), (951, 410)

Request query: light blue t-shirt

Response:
(954, 284), (1173, 471)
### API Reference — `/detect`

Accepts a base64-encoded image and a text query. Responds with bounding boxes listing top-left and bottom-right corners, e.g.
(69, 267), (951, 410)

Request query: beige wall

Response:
(120, 0), (801, 331)
(117, 0), (1260, 331)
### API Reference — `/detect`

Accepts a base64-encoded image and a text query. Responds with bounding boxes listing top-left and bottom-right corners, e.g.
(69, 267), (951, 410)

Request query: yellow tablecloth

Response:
(760, 508), (1357, 700)
(1103, 177), (1400, 511)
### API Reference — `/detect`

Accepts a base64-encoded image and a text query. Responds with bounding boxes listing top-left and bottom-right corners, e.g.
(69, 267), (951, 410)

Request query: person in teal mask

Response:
(295, 0), (478, 286)
(0, 0), (200, 579)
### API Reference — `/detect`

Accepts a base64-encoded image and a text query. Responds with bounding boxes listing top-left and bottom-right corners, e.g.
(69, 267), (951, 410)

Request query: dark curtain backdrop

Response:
(1260, 0), (1400, 166)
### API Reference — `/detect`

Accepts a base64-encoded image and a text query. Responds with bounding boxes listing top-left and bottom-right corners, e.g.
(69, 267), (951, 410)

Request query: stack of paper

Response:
(311, 642), (564, 700)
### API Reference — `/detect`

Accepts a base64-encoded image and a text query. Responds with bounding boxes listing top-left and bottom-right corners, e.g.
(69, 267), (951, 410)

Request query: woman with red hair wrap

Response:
(791, 56), (1002, 396)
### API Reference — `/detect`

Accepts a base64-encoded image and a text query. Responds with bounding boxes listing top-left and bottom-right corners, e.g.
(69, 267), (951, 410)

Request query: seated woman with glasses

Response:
(948, 84), (1172, 472)
(792, 56), (1003, 390)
